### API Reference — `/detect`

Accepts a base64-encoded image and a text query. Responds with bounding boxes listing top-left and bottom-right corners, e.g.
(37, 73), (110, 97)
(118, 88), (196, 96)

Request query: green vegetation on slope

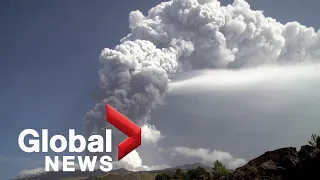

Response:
(308, 134), (320, 148)
(154, 160), (230, 180)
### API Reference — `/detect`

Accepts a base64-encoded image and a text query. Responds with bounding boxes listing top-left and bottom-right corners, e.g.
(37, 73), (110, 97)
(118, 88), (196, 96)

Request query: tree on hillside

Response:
(173, 168), (187, 180)
(163, 173), (173, 180)
(181, 171), (188, 179)
(155, 173), (169, 180)
(186, 169), (197, 180)
(175, 168), (182, 175)
(212, 160), (230, 178)
(308, 134), (320, 148)
(195, 166), (207, 177)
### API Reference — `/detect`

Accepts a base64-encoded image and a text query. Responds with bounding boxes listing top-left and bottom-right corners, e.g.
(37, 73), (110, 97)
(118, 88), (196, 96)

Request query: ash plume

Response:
(84, 0), (320, 167)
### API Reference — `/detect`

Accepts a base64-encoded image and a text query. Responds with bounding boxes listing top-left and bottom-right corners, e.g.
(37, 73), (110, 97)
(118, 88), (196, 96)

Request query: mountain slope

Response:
(11, 163), (209, 180)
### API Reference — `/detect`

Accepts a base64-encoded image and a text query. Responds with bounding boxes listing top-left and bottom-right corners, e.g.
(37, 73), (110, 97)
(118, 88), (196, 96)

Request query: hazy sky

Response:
(1, 0), (320, 179)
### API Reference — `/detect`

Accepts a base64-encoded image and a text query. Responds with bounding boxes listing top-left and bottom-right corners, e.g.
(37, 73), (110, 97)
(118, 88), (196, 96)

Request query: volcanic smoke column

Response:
(84, 0), (320, 160)
(84, 39), (193, 159)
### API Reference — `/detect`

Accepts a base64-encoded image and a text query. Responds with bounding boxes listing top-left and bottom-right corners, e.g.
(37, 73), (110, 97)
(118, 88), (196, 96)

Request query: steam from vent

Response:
(84, 0), (320, 166)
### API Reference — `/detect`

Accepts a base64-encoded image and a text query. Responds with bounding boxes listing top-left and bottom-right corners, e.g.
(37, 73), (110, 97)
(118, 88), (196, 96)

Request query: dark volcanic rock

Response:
(247, 147), (298, 167)
(219, 146), (320, 180)
(296, 145), (320, 180)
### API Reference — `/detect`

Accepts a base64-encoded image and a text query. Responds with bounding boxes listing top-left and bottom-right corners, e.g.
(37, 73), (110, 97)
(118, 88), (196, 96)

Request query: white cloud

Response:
(151, 64), (320, 161)
(170, 63), (320, 91)
(19, 168), (45, 176)
(171, 147), (247, 169)
(141, 123), (164, 144)
(114, 149), (170, 171)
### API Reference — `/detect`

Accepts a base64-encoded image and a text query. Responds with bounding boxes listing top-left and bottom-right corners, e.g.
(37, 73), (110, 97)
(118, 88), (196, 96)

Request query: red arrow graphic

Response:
(106, 104), (141, 161)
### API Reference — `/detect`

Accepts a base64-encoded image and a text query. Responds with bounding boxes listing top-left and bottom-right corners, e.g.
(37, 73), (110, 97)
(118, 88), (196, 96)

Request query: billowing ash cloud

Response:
(84, 0), (320, 169)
